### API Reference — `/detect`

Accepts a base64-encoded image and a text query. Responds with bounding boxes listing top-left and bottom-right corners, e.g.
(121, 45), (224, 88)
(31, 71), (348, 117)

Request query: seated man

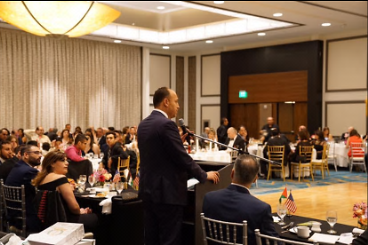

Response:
(0, 140), (13, 165)
(65, 134), (88, 162)
(220, 127), (246, 153)
(31, 126), (51, 146)
(5, 144), (42, 232)
(203, 155), (278, 244)
(261, 128), (291, 177)
(0, 145), (24, 182)
(102, 131), (129, 175)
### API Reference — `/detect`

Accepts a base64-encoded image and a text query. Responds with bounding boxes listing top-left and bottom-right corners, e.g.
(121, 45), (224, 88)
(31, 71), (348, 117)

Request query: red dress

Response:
(347, 136), (364, 157)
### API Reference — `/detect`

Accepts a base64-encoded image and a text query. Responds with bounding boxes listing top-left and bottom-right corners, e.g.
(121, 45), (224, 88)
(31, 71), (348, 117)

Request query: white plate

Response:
(289, 227), (312, 234)
(88, 194), (107, 198)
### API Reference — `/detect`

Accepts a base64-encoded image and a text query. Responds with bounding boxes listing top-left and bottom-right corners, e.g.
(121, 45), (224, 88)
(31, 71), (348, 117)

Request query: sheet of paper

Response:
(308, 233), (339, 244)
(272, 216), (280, 222)
(187, 178), (199, 189)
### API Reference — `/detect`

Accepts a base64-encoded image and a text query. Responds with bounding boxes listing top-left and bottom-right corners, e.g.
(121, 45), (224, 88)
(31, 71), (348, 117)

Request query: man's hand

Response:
(207, 171), (220, 184)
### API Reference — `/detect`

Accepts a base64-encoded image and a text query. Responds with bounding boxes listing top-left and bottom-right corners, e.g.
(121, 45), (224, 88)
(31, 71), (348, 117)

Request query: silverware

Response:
(281, 222), (294, 230)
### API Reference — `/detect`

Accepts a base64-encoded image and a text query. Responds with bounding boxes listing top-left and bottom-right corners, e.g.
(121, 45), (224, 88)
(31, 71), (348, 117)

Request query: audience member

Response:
(72, 126), (82, 139)
(323, 127), (333, 142)
(0, 140), (13, 165)
(60, 129), (73, 151)
(115, 130), (138, 179)
(45, 128), (58, 142)
(96, 127), (106, 146)
(238, 125), (249, 147)
(203, 155), (278, 244)
(84, 133), (100, 156)
(289, 130), (312, 166)
(346, 129), (364, 157)
(341, 126), (354, 141)
(51, 137), (63, 152)
(220, 127), (246, 152)
(42, 142), (51, 156)
(31, 126), (51, 146)
(7, 135), (18, 156)
(27, 140), (38, 147)
(312, 130), (327, 159)
(32, 151), (98, 232)
(0, 128), (10, 142)
(125, 126), (137, 144)
(5, 145), (42, 232)
(217, 117), (229, 144)
(0, 145), (23, 182)
(65, 134), (88, 162)
(199, 127), (210, 148)
(17, 128), (27, 145)
(101, 131), (128, 175)
(260, 117), (279, 143)
(261, 128), (291, 178)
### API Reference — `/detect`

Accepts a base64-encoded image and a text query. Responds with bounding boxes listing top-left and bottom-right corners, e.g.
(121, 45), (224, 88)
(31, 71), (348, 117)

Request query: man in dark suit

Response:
(220, 127), (246, 153)
(102, 131), (129, 175)
(137, 87), (220, 245)
(217, 117), (228, 144)
(6, 144), (42, 232)
(203, 155), (278, 245)
(261, 117), (279, 143)
(261, 128), (291, 177)
(0, 145), (23, 182)
(96, 127), (106, 147)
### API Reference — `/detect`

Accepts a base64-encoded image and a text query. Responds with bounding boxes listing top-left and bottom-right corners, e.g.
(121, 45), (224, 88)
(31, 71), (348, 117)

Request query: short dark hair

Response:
(106, 131), (117, 138)
(270, 128), (279, 136)
(298, 130), (310, 141)
(42, 142), (51, 151)
(75, 134), (87, 145)
(55, 137), (62, 142)
(221, 118), (228, 125)
(0, 140), (11, 149)
(27, 140), (38, 146)
(153, 87), (170, 108)
(233, 155), (259, 185)
(0, 128), (10, 136)
(15, 145), (25, 155)
(21, 144), (34, 156)
(108, 127), (115, 131)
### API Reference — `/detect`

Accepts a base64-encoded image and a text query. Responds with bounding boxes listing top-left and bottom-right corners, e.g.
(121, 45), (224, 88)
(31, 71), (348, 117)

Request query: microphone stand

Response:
(188, 132), (281, 165)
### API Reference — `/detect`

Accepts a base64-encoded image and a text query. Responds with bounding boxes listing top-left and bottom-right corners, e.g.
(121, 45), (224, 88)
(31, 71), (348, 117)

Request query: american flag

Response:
(285, 191), (297, 213)
(113, 169), (120, 183)
(133, 173), (140, 190)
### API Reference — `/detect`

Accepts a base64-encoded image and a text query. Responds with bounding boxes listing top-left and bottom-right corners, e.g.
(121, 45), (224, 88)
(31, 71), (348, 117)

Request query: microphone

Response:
(179, 119), (192, 143)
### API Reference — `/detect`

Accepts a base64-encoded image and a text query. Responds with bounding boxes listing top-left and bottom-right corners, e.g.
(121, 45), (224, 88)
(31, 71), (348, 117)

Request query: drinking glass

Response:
(100, 152), (104, 159)
(326, 210), (337, 234)
(88, 175), (96, 187)
(88, 153), (94, 159)
(277, 203), (287, 225)
(79, 175), (87, 185)
(116, 182), (124, 194)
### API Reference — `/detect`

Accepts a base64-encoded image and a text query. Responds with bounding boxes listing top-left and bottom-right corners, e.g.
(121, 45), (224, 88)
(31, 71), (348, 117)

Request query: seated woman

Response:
(312, 130), (327, 159)
(32, 151), (98, 232)
(323, 127), (334, 142)
(84, 130), (100, 156)
(346, 129), (364, 157)
(289, 130), (312, 163)
(60, 129), (73, 151)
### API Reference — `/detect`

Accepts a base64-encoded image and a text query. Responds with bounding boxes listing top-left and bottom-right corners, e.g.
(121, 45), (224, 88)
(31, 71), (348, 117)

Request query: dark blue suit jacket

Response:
(137, 110), (207, 205)
(5, 160), (41, 232)
(203, 184), (278, 245)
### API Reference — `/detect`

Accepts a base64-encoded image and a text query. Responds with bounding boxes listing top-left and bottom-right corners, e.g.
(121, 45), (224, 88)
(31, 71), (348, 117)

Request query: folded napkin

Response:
(99, 197), (112, 214)
(308, 233), (339, 244)
(352, 228), (365, 235)
(272, 216), (280, 222)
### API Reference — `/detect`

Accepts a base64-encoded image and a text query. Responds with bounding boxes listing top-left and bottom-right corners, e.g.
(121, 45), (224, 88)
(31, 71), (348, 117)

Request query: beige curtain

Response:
(0, 28), (141, 132)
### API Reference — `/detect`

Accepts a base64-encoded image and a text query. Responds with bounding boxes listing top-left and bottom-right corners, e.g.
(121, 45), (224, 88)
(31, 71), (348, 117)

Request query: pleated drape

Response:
(0, 28), (141, 131)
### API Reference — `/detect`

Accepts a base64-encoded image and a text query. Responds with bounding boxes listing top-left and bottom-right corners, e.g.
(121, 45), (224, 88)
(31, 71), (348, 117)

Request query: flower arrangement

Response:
(353, 201), (367, 230)
(93, 165), (112, 187)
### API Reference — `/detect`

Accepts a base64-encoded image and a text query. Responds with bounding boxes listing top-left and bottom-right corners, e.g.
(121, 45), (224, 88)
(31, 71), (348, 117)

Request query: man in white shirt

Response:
(31, 126), (51, 146)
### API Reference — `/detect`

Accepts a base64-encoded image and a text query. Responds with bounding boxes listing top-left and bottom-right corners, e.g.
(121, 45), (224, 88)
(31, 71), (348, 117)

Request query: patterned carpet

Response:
(250, 170), (367, 196)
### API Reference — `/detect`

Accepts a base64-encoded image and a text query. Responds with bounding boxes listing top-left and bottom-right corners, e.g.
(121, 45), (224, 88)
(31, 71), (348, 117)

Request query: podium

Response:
(183, 160), (233, 245)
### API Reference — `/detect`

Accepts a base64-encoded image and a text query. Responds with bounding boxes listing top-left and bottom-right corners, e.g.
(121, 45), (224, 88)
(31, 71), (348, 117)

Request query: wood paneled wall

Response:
(228, 71), (308, 103)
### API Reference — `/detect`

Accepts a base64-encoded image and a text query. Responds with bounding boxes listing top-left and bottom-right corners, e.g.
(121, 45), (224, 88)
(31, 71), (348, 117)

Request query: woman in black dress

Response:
(32, 151), (97, 232)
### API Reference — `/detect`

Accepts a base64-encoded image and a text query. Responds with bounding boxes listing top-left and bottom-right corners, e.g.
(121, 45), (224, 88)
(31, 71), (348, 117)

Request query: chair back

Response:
(322, 143), (329, 160)
(0, 179), (26, 237)
(254, 229), (318, 245)
(299, 145), (314, 163)
(268, 145), (285, 165)
(66, 159), (93, 182)
(0, 179), (4, 232)
(200, 213), (247, 245)
(350, 142), (365, 158)
(118, 156), (130, 179)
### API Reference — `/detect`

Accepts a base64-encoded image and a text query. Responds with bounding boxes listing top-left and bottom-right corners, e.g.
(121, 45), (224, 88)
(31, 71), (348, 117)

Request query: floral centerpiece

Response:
(93, 165), (112, 187)
(353, 201), (367, 230)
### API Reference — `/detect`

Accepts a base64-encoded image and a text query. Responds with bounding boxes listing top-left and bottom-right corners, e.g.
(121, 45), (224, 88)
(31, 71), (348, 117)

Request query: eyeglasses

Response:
(27, 151), (42, 155)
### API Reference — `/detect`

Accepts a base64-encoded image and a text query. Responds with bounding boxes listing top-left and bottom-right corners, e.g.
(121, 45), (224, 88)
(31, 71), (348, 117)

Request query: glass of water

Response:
(326, 210), (337, 234)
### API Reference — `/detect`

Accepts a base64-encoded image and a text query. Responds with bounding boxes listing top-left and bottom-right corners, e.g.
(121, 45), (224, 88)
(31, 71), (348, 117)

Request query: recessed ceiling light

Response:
(114, 40), (122, 43)
(132, 23), (135, 26)
(322, 23), (331, 27)
(258, 33), (266, 36)
(214, 1), (224, 4)
(162, 46), (170, 49)
(157, 6), (165, 10)
(205, 40), (213, 44)
(273, 13), (283, 17)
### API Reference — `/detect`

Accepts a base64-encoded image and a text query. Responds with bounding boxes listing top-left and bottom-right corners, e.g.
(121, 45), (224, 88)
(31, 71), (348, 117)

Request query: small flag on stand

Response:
(133, 172), (140, 190)
(113, 169), (120, 183)
(279, 187), (287, 204)
(285, 190), (297, 213)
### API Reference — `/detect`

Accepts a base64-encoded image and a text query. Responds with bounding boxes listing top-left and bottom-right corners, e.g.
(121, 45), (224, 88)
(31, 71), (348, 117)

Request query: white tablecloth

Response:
(330, 143), (349, 167)
(190, 150), (231, 163)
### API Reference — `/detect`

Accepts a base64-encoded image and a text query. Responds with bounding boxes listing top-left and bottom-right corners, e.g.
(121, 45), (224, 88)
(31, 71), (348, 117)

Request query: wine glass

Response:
(79, 175), (87, 185)
(116, 182), (124, 194)
(326, 210), (337, 234)
(100, 152), (104, 159)
(88, 175), (96, 187)
(277, 203), (287, 226)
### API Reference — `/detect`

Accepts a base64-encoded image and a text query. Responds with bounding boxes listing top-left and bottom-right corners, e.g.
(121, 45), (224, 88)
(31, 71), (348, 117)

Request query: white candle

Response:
(196, 138), (199, 151)
(209, 142), (212, 151)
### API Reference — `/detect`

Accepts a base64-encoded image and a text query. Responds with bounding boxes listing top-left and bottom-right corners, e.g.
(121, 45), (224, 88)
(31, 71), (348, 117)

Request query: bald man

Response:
(220, 127), (246, 152)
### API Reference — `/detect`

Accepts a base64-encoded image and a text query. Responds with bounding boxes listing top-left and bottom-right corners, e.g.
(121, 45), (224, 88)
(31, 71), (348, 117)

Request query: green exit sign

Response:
(239, 90), (248, 98)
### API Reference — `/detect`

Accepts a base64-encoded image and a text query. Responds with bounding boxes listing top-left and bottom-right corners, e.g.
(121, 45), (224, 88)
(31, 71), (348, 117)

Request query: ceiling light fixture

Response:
(157, 6), (165, 10)
(162, 46), (170, 49)
(114, 40), (122, 43)
(214, 1), (225, 4)
(273, 13), (283, 17)
(206, 40), (214, 43)
(258, 33), (266, 36)
(322, 23), (331, 27)
(0, 1), (120, 38)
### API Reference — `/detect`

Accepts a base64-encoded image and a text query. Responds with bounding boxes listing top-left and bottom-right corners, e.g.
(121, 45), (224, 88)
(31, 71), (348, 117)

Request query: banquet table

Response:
(273, 213), (358, 244)
(329, 142), (350, 167)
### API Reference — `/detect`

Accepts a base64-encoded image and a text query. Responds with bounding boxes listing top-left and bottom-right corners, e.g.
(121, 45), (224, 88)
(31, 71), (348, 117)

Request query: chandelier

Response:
(0, 1), (120, 38)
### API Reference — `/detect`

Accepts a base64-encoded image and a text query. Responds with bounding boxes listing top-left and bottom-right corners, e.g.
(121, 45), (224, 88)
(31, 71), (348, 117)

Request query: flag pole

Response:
(286, 189), (293, 217)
